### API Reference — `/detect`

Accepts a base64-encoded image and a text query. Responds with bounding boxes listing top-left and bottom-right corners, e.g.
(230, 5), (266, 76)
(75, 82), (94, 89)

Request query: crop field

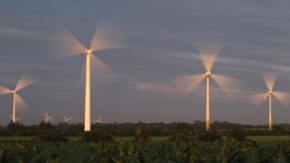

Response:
(1, 136), (290, 142)
(1, 139), (290, 162)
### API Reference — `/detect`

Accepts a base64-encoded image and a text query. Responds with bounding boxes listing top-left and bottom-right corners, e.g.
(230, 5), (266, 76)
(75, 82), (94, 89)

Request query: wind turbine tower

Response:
(47, 20), (128, 131)
(249, 73), (290, 130)
(0, 74), (34, 123)
(176, 43), (242, 131)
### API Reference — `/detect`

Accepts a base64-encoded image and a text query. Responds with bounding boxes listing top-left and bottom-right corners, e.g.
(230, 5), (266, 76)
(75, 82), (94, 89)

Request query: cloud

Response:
(0, 27), (43, 38)
(132, 83), (185, 95)
(168, 49), (290, 73)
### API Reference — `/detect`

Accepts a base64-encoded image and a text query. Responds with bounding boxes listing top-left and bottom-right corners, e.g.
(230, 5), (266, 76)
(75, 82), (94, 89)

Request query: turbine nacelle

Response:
(205, 71), (211, 77)
(12, 90), (16, 94)
(84, 50), (92, 56)
(269, 91), (273, 95)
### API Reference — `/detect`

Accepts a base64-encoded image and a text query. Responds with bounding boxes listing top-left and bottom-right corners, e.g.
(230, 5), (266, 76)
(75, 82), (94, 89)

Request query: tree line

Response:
(0, 120), (289, 137)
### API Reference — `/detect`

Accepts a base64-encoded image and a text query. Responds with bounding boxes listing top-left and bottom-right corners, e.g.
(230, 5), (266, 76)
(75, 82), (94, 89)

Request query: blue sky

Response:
(1, 1), (290, 125)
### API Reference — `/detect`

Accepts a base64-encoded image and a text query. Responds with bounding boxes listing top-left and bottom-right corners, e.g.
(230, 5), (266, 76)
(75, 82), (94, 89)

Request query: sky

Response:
(1, 1), (290, 126)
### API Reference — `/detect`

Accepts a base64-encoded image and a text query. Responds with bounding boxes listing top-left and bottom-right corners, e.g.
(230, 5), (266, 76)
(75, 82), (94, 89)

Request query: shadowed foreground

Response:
(1, 140), (290, 162)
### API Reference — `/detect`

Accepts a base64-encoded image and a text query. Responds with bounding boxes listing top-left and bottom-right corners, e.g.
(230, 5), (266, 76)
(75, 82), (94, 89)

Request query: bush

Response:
(225, 127), (247, 142)
(0, 129), (12, 136)
(168, 133), (194, 142)
(33, 132), (69, 142)
(197, 130), (222, 142)
(272, 125), (284, 136)
(82, 129), (114, 142)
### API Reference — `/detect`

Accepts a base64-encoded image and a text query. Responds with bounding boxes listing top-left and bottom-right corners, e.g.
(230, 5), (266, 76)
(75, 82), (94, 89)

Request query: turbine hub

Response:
(12, 90), (16, 94)
(205, 71), (211, 77)
(84, 50), (92, 56)
(269, 90), (273, 94)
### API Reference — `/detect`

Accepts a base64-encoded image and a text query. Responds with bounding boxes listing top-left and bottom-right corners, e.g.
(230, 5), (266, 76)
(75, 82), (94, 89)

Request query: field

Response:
(1, 136), (290, 141)
(1, 136), (290, 162)
(1, 139), (290, 162)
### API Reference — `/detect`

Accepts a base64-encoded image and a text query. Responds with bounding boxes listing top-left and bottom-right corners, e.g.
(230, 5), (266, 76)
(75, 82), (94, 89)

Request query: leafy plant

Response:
(197, 130), (222, 142)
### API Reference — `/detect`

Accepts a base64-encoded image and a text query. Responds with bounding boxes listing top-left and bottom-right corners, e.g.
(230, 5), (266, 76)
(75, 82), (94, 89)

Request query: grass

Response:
(1, 135), (290, 142)
(247, 136), (290, 141)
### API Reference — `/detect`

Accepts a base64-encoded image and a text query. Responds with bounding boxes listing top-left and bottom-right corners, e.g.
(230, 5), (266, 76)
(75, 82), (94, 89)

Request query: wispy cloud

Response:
(132, 83), (185, 95)
(0, 27), (43, 38)
(169, 49), (290, 73)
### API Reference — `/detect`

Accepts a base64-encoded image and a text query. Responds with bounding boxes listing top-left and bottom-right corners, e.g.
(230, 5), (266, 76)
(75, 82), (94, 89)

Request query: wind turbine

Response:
(94, 116), (103, 123)
(62, 115), (72, 123)
(9, 115), (20, 122)
(176, 43), (242, 131)
(248, 73), (290, 130)
(43, 113), (53, 123)
(47, 20), (128, 131)
(0, 74), (35, 123)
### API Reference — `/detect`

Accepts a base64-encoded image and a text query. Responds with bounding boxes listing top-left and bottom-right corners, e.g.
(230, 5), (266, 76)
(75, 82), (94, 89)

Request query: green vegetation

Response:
(225, 127), (247, 142)
(2, 139), (290, 162)
(2, 136), (290, 142)
(33, 132), (69, 142)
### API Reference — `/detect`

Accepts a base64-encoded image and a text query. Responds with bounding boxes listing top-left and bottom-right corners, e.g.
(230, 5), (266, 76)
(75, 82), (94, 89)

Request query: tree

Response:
(6, 121), (26, 134)
(139, 127), (151, 142)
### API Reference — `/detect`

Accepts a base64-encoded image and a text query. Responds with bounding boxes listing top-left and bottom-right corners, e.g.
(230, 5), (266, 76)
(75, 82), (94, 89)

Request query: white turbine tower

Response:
(43, 113), (52, 123)
(47, 20), (128, 131)
(248, 73), (290, 130)
(0, 74), (35, 123)
(62, 115), (72, 123)
(176, 43), (242, 131)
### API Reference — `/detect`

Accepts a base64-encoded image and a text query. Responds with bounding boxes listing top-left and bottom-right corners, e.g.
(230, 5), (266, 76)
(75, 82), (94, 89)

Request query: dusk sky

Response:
(1, 1), (290, 126)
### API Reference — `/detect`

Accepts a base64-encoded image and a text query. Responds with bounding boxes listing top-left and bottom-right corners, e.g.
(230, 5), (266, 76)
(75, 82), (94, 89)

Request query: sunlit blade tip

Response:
(248, 93), (268, 107)
(15, 74), (35, 91)
(273, 91), (290, 106)
(47, 25), (87, 60)
(262, 72), (278, 91)
(198, 43), (222, 72)
(90, 19), (129, 52)
(0, 85), (12, 95)
(15, 94), (29, 110)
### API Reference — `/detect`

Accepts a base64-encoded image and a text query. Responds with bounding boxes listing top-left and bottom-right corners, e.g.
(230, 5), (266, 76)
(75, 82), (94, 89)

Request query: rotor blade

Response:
(0, 85), (12, 94)
(90, 19), (129, 52)
(15, 73), (35, 91)
(273, 91), (290, 106)
(262, 72), (278, 91)
(211, 74), (243, 97)
(9, 115), (20, 122)
(174, 74), (205, 93)
(77, 54), (116, 87)
(198, 43), (222, 72)
(15, 94), (29, 110)
(248, 93), (268, 107)
(47, 25), (87, 60)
